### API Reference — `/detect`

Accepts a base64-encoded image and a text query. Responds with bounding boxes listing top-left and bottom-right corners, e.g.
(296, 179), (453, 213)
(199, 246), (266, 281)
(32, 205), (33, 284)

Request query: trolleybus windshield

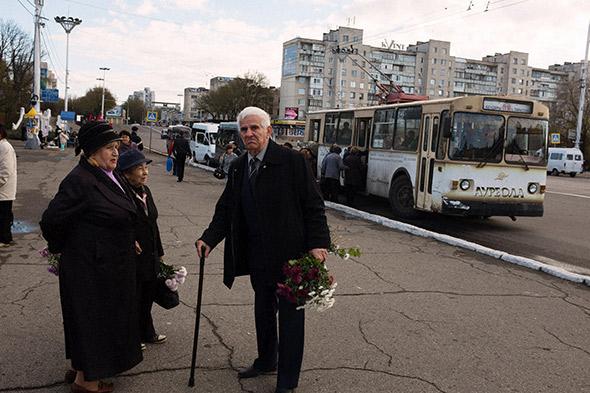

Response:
(505, 117), (548, 165)
(449, 113), (504, 162)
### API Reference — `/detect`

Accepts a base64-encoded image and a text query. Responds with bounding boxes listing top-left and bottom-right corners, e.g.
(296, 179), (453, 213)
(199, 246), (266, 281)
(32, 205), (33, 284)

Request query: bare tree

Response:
(550, 77), (590, 157)
(0, 20), (34, 127)
(197, 72), (274, 121)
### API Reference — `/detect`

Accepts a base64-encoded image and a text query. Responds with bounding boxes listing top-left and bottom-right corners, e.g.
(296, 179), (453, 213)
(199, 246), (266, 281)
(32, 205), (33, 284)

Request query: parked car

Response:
(190, 123), (219, 166)
(547, 147), (584, 177)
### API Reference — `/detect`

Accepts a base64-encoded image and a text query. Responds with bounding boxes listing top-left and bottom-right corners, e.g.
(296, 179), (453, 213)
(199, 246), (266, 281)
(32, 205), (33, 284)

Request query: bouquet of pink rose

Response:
(158, 261), (187, 291)
(277, 243), (360, 312)
(40, 247), (61, 276)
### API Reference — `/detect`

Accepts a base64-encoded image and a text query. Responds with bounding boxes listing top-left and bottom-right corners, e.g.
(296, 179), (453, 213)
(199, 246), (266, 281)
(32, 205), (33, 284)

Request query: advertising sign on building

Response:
(285, 107), (299, 120)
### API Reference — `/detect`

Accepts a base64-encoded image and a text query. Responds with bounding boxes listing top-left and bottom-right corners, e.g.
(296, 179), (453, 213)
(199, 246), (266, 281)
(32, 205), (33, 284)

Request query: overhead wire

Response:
(16, 0), (35, 17)
(40, 30), (65, 84)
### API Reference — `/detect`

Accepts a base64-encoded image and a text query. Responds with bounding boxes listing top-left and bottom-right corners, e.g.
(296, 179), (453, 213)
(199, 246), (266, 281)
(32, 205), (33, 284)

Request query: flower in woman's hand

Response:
(165, 278), (179, 292)
(176, 266), (187, 278)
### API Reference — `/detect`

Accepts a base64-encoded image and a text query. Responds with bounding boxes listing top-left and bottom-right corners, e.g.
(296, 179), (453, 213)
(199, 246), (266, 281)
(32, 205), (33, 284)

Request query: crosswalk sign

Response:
(146, 111), (158, 122)
(550, 133), (560, 144)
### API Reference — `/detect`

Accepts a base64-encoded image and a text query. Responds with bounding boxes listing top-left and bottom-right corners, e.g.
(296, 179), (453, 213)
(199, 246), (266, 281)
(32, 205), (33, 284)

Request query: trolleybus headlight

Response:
(459, 179), (471, 191)
(528, 182), (539, 194)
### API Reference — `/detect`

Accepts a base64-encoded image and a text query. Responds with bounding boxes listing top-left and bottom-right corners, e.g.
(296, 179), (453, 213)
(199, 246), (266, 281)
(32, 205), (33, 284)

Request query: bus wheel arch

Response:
(388, 171), (418, 219)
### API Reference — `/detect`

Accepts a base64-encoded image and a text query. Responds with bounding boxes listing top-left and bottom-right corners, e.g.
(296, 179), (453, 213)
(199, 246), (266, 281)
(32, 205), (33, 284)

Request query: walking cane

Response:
(188, 245), (206, 387)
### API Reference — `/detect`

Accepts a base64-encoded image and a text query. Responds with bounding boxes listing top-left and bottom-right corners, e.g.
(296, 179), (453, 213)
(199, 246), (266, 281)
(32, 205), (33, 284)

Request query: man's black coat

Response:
(200, 140), (330, 288)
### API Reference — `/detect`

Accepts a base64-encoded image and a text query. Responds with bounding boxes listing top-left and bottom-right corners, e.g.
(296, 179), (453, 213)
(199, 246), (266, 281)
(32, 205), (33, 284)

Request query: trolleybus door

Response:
(416, 114), (436, 210)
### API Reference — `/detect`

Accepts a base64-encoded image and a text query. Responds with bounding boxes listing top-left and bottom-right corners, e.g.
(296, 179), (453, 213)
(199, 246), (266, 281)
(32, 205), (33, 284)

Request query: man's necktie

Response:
(249, 157), (260, 180)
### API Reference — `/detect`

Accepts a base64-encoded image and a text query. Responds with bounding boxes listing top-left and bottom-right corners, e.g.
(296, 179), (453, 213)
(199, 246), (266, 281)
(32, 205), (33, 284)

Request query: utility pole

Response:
(33, 0), (43, 112)
(99, 67), (110, 120)
(55, 16), (82, 112)
(575, 22), (590, 150)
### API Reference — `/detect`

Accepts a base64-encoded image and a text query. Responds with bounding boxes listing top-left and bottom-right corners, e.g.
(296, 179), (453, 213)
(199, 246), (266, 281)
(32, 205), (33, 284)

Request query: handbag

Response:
(154, 278), (179, 309)
(213, 167), (226, 179)
(166, 156), (173, 172)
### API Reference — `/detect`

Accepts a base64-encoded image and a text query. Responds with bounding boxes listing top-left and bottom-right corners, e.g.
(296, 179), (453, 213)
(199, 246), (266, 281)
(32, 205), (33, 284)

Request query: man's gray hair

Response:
(237, 107), (271, 129)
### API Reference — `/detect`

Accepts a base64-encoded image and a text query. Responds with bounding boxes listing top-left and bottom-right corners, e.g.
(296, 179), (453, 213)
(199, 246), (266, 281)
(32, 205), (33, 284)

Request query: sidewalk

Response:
(1, 143), (589, 393)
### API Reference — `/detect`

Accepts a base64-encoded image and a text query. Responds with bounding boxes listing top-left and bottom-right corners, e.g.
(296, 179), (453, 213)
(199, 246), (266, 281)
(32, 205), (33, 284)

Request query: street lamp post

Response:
(177, 93), (183, 123)
(55, 16), (82, 112)
(98, 67), (110, 120)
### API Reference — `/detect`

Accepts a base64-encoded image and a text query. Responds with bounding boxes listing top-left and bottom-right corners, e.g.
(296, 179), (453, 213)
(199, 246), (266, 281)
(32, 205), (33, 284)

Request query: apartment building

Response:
(280, 26), (570, 119)
(210, 76), (234, 91)
(183, 87), (209, 122)
(129, 87), (155, 109)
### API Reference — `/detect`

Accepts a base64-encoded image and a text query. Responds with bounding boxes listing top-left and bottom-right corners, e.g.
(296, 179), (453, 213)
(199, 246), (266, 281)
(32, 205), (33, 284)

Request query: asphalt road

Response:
(125, 125), (590, 276)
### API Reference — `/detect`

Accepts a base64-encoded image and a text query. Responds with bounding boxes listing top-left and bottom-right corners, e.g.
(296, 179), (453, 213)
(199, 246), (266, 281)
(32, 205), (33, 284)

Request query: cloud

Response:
(136, 0), (158, 16)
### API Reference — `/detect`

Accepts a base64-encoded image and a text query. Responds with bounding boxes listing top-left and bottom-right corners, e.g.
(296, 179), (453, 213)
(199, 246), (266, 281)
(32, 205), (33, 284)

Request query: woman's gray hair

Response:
(237, 107), (271, 129)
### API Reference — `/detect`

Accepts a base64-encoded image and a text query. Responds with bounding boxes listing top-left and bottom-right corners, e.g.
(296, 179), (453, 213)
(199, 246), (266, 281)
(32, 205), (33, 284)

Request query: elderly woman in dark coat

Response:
(40, 121), (142, 393)
(118, 149), (167, 346)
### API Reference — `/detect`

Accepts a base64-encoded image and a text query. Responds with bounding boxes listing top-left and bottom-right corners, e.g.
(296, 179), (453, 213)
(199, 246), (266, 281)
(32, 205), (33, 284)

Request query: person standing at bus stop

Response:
(0, 124), (17, 247)
(321, 145), (347, 202)
(172, 132), (190, 182)
(196, 106), (330, 393)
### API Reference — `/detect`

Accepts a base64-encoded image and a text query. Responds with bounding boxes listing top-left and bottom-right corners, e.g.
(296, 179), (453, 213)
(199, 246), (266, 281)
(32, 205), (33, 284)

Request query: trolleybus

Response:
(305, 95), (549, 218)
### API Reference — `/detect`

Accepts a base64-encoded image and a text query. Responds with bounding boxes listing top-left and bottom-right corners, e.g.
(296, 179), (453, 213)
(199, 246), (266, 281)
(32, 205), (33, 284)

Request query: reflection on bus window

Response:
(505, 117), (548, 165)
(449, 113), (504, 162)
(371, 108), (395, 149)
(324, 114), (337, 144)
(312, 120), (321, 142)
(394, 106), (421, 151)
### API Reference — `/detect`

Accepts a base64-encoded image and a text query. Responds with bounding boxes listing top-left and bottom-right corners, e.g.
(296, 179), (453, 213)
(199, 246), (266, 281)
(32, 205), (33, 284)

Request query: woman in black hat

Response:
(40, 121), (142, 393)
(118, 149), (167, 346)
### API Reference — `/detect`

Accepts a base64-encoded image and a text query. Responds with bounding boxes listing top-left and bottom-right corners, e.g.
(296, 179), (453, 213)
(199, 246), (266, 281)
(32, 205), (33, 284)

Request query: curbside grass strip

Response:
(325, 201), (590, 287)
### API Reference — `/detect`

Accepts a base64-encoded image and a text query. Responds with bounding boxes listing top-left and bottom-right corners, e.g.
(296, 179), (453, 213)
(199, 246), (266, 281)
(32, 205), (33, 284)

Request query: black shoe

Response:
(237, 365), (277, 379)
(275, 388), (296, 393)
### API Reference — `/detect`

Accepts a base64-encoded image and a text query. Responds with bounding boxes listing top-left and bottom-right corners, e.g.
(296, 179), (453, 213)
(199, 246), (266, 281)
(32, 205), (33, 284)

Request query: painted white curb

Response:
(325, 201), (590, 287)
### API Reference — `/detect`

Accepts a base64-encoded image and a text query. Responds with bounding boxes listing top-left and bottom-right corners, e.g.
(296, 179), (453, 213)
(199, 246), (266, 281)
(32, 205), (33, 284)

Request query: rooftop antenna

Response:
(484, 1), (490, 11)
(467, 0), (474, 11)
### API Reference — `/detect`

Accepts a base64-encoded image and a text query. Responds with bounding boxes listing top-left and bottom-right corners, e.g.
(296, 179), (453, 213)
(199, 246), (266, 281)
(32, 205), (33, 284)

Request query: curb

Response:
(147, 146), (590, 287)
(325, 201), (590, 287)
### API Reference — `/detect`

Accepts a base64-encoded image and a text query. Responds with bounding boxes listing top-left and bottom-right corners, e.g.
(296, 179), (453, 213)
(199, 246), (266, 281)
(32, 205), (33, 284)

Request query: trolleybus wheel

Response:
(570, 172), (576, 177)
(551, 168), (559, 176)
(389, 176), (417, 219)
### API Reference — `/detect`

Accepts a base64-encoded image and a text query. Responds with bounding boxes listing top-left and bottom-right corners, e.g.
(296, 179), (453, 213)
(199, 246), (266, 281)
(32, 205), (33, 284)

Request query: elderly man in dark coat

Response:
(41, 121), (142, 393)
(197, 107), (330, 393)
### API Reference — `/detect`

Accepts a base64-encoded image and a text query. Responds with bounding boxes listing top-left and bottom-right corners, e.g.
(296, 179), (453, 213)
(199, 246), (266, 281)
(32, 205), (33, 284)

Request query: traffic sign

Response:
(41, 89), (59, 103)
(60, 111), (76, 121)
(146, 111), (158, 122)
(550, 133), (560, 145)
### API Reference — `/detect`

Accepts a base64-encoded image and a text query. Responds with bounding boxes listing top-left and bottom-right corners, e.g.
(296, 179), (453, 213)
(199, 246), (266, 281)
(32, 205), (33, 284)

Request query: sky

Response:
(3, 0), (590, 108)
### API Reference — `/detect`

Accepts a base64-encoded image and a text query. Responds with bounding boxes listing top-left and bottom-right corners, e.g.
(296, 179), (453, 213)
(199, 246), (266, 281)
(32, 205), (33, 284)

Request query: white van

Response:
(190, 123), (218, 166)
(547, 147), (584, 177)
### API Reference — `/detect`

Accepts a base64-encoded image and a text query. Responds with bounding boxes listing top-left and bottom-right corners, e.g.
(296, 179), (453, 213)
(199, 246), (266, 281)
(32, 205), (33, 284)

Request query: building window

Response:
(350, 81), (356, 88)
(513, 58), (518, 64)
(434, 47), (438, 53)
(298, 99), (305, 105)
(341, 68), (347, 76)
(343, 35), (349, 42)
(432, 58), (437, 65)
(513, 68), (517, 75)
(340, 79), (346, 87)
(438, 90), (444, 96)
(359, 93), (364, 100)
(500, 67), (504, 74)
(350, 92), (356, 99)
(442, 48), (447, 55)
(360, 82), (364, 89)
(351, 70), (358, 77)
(298, 88), (305, 95)
(430, 79), (435, 85)
(520, 59), (526, 65)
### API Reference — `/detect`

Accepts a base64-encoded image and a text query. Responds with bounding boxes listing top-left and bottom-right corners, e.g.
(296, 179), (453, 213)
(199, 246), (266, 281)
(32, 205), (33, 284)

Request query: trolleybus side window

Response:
(336, 112), (354, 146)
(324, 114), (337, 144)
(311, 120), (321, 142)
(394, 106), (421, 151)
(505, 117), (548, 165)
(436, 110), (450, 159)
(449, 112), (504, 162)
(422, 116), (430, 151)
(355, 118), (371, 148)
(371, 108), (395, 149)
(431, 116), (439, 153)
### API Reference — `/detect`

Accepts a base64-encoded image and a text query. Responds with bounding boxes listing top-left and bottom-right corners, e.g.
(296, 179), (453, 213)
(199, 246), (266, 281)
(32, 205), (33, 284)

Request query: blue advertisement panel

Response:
(41, 89), (59, 103)
(60, 111), (76, 121)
